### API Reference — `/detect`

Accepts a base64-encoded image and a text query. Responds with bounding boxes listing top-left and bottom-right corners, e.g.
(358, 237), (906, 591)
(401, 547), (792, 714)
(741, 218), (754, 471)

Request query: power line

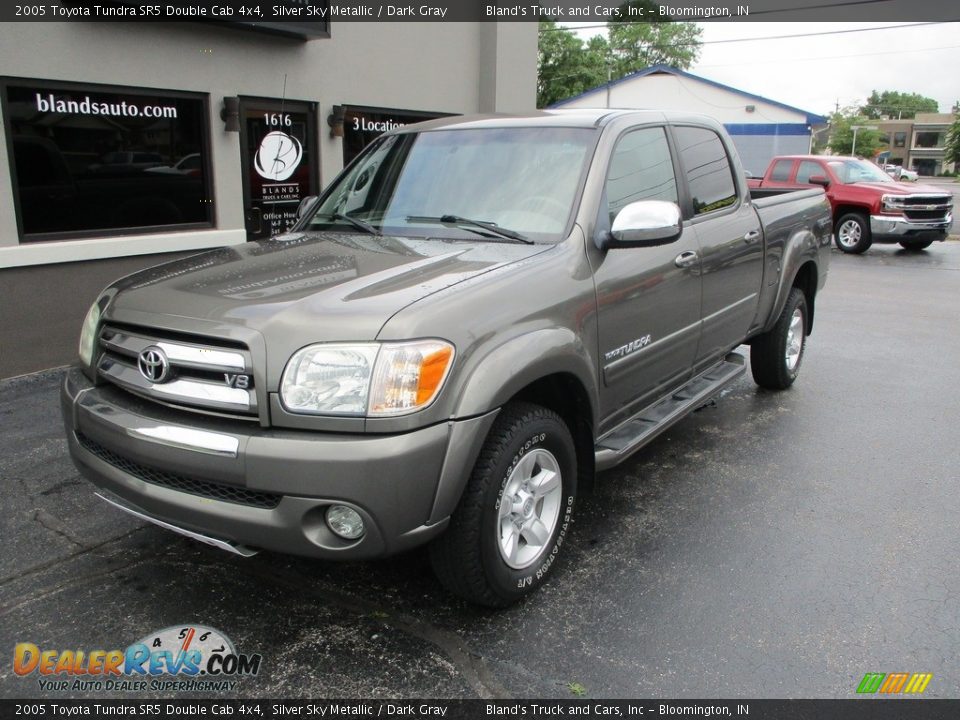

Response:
(541, 21), (953, 46)
(696, 44), (960, 70)
(540, 42), (959, 87)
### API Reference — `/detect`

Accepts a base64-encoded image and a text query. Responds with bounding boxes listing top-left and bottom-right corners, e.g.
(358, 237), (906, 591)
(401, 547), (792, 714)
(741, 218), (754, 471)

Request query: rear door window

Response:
(770, 159), (794, 182)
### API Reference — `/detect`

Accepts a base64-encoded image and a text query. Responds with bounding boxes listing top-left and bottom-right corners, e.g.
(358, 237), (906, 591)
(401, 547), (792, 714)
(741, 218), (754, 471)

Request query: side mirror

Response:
(603, 200), (682, 249)
(296, 195), (320, 221)
(808, 175), (830, 187)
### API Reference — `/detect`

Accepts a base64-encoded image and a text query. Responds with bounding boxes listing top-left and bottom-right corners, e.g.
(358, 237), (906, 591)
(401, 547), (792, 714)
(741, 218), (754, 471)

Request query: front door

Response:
(239, 98), (318, 240)
(593, 125), (702, 432)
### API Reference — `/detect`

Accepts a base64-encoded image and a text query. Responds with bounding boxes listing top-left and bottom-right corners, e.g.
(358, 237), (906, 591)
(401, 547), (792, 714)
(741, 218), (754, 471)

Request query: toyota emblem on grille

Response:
(138, 346), (170, 383)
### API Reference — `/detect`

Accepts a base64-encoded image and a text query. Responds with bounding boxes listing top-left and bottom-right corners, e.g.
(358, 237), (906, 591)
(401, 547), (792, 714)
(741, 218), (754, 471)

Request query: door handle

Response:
(744, 230), (761, 243)
(674, 251), (699, 268)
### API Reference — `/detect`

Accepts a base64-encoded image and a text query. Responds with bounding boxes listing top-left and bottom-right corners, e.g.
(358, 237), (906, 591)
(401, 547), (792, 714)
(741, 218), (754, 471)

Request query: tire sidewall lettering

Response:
(483, 421), (576, 598)
(495, 432), (546, 512)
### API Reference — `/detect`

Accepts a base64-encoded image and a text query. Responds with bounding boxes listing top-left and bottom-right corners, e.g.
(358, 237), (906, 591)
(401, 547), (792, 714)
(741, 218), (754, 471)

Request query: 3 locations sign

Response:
(341, 105), (454, 165)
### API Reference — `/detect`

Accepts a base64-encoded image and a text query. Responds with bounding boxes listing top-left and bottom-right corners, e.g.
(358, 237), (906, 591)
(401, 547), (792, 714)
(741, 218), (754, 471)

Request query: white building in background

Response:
(551, 65), (828, 176)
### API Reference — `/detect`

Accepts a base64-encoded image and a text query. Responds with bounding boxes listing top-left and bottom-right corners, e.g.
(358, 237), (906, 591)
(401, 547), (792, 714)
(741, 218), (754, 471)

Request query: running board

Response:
(594, 353), (745, 472)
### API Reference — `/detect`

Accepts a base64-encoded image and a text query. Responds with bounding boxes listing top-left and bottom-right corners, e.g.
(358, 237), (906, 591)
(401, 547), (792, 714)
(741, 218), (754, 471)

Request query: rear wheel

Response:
(750, 287), (808, 390)
(899, 239), (934, 251)
(834, 212), (872, 254)
(430, 402), (577, 607)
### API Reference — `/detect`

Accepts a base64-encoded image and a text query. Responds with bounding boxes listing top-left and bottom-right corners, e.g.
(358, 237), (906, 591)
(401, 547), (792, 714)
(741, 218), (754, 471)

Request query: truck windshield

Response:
(827, 159), (894, 184)
(305, 127), (595, 242)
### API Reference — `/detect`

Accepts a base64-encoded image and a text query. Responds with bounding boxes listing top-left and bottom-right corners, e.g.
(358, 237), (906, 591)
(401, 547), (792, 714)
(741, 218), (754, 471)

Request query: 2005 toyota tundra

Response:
(62, 110), (831, 606)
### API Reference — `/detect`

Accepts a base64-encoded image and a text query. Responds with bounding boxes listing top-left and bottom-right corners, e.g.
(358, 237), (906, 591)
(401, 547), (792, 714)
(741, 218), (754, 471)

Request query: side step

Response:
(594, 353), (745, 472)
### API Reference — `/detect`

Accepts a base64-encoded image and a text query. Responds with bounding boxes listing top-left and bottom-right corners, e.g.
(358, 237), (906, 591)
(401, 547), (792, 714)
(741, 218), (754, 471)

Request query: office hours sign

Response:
(241, 99), (317, 239)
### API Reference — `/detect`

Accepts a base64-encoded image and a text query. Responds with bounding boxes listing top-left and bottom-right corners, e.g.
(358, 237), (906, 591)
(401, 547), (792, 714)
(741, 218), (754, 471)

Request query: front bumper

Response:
(61, 368), (496, 560)
(870, 213), (951, 241)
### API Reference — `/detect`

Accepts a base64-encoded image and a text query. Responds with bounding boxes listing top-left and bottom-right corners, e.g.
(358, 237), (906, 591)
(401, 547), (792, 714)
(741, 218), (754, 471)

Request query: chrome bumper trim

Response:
(95, 492), (259, 557)
(127, 425), (240, 458)
(870, 213), (952, 236)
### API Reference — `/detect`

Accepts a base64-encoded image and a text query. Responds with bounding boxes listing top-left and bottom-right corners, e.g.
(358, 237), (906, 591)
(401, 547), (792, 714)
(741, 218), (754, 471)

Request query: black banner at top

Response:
(3, 0), (958, 24)
(2, 699), (960, 719)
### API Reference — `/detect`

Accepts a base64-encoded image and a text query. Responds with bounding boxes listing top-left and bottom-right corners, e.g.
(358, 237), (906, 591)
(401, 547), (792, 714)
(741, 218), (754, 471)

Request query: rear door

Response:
(593, 125), (702, 429)
(671, 124), (763, 368)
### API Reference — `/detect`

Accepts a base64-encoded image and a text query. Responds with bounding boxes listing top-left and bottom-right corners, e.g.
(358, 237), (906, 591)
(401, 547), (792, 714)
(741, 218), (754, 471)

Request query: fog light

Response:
(326, 505), (365, 540)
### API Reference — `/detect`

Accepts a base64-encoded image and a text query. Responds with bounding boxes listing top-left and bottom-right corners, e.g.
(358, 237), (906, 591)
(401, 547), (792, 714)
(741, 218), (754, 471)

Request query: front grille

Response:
(884, 194), (952, 224)
(76, 432), (281, 509)
(904, 209), (950, 221)
(897, 194), (951, 206)
(96, 324), (257, 419)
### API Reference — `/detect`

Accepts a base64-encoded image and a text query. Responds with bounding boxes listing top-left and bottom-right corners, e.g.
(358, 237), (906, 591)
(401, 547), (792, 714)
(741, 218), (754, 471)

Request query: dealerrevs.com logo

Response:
(14, 625), (261, 693)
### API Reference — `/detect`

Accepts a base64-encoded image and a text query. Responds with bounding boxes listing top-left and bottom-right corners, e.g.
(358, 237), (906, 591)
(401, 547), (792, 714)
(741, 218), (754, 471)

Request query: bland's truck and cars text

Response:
(61, 111), (831, 606)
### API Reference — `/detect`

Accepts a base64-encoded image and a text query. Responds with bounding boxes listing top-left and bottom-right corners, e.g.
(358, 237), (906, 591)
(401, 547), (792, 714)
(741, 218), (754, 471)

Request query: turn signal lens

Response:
(368, 340), (455, 416)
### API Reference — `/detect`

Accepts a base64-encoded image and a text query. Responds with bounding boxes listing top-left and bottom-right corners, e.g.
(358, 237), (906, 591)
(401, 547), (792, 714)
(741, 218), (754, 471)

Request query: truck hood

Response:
(106, 231), (551, 340)
(850, 181), (947, 195)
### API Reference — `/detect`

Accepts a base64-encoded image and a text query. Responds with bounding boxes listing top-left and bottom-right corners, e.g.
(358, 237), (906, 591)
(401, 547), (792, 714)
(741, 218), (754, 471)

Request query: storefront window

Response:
(3, 80), (212, 240)
(341, 105), (455, 165)
(914, 131), (944, 148)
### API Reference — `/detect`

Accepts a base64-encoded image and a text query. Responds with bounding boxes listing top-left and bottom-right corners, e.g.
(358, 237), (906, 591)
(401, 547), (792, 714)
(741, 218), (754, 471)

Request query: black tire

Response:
(430, 402), (577, 607)
(899, 239), (934, 251)
(750, 287), (808, 390)
(834, 212), (872, 254)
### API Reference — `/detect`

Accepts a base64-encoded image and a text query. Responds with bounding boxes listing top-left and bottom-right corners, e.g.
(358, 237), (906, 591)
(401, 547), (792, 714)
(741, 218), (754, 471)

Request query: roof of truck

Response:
(768, 155), (863, 162)
(390, 109), (724, 133)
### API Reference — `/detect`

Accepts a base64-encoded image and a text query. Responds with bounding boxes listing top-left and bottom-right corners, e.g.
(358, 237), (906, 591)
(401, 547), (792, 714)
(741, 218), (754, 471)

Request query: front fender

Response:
(428, 328), (598, 524)
(452, 327), (599, 424)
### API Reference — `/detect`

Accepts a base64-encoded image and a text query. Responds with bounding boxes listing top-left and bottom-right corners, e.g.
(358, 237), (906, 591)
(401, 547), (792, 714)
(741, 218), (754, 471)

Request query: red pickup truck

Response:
(748, 155), (953, 253)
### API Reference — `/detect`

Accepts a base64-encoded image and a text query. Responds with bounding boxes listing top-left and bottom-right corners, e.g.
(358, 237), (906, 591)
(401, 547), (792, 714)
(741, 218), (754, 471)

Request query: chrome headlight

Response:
(881, 194), (901, 213)
(280, 340), (455, 417)
(78, 300), (102, 366)
(280, 343), (379, 415)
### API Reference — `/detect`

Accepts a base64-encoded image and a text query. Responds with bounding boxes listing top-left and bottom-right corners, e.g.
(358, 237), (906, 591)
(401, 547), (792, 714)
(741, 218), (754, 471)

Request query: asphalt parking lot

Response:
(2, 241), (959, 700)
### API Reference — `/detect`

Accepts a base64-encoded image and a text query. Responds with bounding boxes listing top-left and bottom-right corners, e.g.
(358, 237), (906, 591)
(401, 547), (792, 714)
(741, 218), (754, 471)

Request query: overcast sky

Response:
(567, 21), (959, 117)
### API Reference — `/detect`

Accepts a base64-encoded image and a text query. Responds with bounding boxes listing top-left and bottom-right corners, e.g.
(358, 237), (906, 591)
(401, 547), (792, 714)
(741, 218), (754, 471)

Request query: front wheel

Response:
(750, 287), (808, 390)
(899, 239), (934, 251)
(430, 402), (577, 607)
(834, 212), (872, 254)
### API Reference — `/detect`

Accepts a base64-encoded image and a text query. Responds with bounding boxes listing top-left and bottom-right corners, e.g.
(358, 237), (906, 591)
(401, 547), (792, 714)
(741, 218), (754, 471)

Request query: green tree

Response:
(859, 90), (938, 120)
(828, 108), (881, 157)
(606, 13), (702, 79)
(944, 110), (960, 169)
(537, 10), (702, 108)
(537, 20), (607, 108)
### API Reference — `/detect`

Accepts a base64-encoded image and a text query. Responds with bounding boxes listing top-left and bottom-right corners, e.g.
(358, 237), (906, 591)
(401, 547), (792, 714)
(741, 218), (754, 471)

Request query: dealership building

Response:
(0, 20), (536, 378)
(551, 65), (827, 177)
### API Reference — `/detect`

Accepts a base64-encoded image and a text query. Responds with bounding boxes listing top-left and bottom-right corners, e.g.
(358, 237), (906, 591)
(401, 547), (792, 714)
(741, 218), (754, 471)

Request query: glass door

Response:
(239, 98), (318, 240)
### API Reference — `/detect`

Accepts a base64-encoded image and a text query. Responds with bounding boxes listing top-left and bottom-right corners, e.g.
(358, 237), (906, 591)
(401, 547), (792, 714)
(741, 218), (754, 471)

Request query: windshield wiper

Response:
(406, 215), (533, 244)
(312, 212), (382, 236)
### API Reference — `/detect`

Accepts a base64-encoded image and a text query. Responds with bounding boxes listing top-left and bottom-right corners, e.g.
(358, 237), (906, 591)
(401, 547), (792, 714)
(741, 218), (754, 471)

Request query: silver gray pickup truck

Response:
(62, 110), (831, 606)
